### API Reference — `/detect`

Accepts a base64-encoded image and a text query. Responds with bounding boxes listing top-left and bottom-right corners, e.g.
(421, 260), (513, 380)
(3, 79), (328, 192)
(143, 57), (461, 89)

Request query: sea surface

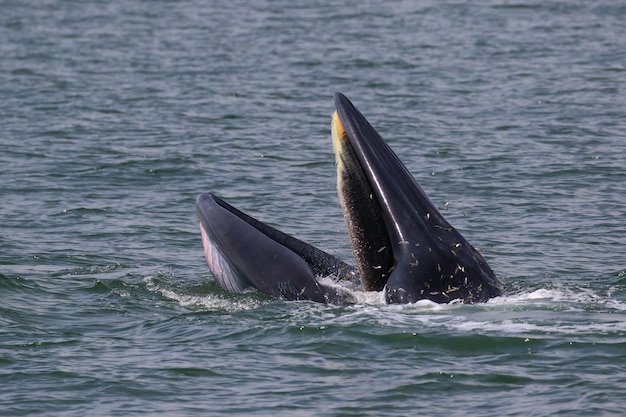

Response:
(1, 0), (625, 416)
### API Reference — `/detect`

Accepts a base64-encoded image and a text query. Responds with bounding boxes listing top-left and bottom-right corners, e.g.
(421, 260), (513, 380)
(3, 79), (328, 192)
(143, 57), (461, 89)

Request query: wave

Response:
(144, 271), (626, 341)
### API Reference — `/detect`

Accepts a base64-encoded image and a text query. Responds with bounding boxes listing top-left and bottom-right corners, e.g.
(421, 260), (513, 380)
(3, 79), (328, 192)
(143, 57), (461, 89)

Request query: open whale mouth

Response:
(195, 93), (503, 305)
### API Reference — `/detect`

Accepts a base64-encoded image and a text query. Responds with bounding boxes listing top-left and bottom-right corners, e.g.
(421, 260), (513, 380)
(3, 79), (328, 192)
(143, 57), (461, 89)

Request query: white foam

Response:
(144, 275), (265, 312)
(160, 288), (264, 312)
(317, 284), (626, 337)
(487, 286), (626, 311)
(143, 274), (626, 337)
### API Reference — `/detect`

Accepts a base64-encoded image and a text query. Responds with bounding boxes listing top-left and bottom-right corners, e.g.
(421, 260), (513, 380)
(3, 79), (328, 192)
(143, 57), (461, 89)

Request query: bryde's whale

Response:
(196, 93), (503, 304)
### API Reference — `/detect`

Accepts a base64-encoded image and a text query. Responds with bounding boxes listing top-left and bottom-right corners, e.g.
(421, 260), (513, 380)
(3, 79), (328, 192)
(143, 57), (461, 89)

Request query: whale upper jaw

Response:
(332, 92), (502, 303)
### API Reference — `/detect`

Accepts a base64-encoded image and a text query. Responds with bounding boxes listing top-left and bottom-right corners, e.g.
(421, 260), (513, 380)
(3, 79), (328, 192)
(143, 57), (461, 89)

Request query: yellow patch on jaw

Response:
(331, 111), (349, 164)
(331, 111), (346, 140)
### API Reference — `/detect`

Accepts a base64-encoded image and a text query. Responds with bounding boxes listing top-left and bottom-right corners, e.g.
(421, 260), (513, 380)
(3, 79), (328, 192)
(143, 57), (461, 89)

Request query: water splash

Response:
(143, 275), (268, 312)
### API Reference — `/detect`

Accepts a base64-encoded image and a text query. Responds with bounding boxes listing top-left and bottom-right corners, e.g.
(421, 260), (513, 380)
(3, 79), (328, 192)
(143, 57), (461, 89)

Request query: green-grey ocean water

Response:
(1, 1), (625, 415)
